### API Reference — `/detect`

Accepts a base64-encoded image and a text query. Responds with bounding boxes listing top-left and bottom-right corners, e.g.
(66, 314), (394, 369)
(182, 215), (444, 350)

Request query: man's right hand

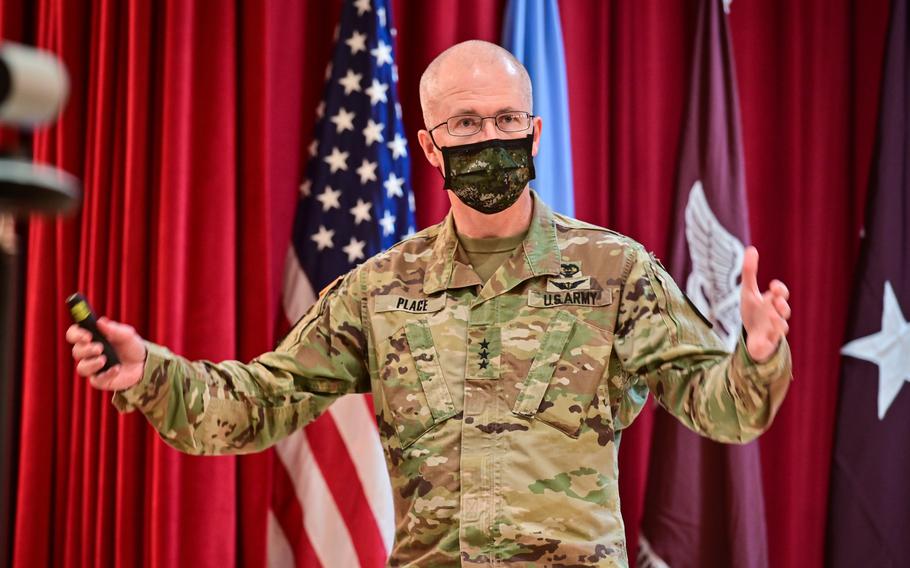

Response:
(66, 318), (147, 391)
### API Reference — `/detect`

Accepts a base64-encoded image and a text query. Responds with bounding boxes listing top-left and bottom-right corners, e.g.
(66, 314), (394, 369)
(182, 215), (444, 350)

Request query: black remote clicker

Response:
(66, 293), (121, 372)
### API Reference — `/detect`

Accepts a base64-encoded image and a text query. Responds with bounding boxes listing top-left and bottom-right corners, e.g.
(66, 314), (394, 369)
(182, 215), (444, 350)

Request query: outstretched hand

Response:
(740, 246), (791, 362)
(66, 318), (147, 391)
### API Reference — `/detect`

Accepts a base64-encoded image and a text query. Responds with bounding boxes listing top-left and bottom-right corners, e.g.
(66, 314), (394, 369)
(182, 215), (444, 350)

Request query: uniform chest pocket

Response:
(512, 310), (613, 437)
(378, 321), (457, 449)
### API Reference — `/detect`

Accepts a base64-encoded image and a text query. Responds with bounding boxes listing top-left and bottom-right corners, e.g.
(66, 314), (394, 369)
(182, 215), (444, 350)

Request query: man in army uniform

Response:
(67, 41), (792, 567)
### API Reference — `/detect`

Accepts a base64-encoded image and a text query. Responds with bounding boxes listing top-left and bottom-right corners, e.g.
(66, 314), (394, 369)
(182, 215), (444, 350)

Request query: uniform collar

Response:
(423, 189), (562, 295)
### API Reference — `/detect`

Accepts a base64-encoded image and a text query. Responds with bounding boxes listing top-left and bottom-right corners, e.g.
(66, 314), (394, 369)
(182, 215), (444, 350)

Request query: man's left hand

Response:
(740, 246), (791, 362)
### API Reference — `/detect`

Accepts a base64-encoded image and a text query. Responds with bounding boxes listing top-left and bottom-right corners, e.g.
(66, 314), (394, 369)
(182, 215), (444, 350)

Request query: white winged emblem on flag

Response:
(684, 180), (745, 351)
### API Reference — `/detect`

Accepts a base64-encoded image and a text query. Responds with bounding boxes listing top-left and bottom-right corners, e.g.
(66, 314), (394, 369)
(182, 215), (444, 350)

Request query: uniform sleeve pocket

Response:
(377, 322), (457, 449)
(512, 311), (613, 437)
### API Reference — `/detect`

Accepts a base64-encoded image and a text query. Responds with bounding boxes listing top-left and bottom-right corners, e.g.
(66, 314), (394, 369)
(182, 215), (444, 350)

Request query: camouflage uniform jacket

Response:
(113, 190), (792, 567)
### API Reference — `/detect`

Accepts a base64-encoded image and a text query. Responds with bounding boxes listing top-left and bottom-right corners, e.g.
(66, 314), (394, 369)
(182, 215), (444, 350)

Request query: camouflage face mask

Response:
(440, 133), (536, 215)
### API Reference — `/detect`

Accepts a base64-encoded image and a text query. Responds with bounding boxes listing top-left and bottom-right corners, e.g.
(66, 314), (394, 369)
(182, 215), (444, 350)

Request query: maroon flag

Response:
(637, 1), (769, 567)
(826, 0), (910, 564)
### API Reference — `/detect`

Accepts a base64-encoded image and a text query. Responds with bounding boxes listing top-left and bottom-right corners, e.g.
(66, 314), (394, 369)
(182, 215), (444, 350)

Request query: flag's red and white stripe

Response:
(268, 249), (394, 567)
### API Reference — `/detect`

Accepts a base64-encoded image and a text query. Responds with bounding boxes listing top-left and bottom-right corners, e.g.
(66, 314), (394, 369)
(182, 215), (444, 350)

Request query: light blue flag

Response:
(502, 0), (575, 216)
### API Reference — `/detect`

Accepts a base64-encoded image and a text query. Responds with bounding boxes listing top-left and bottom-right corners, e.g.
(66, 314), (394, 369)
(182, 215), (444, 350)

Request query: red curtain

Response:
(11, 1), (338, 565)
(5, 1), (890, 567)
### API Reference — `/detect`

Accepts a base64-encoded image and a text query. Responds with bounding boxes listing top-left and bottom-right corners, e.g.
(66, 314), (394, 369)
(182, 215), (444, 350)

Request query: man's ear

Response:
(531, 115), (543, 157)
(417, 130), (442, 169)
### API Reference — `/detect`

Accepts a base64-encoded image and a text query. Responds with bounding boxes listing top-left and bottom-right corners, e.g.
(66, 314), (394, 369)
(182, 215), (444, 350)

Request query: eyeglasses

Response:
(429, 111), (533, 146)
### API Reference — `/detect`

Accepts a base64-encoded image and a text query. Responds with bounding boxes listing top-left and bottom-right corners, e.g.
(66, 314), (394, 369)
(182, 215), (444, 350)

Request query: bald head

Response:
(419, 40), (532, 127)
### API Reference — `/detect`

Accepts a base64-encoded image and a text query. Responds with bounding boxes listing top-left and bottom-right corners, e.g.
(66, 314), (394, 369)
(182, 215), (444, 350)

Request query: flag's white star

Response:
(342, 236), (366, 263)
(841, 281), (910, 419)
(353, 0), (371, 16)
(408, 191), (415, 212)
(330, 107), (356, 134)
(383, 172), (405, 198)
(377, 6), (387, 26)
(299, 180), (312, 197)
(324, 62), (333, 81)
(379, 210), (396, 236)
(356, 158), (378, 184)
(324, 147), (349, 173)
(308, 139), (318, 157)
(315, 186), (342, 211)
(406, 226), (415, 236)
(365, 79), (389, 105)
(387, 133), (408, 159)
(362, 119), (385, 145)
(338, 70), (363, 95)
(315, 101), (325, 119)
(349, 198), (373, 225)
(311, 225), (335, 251)
(345, 31), (368, 55)
(392, 64), (399, 83)
(371, 40), (393, 67)
(395, 102), (402, 119)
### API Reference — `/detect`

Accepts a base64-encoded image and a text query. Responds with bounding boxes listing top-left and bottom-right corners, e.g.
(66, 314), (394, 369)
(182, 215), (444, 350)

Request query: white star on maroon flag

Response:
(842, 281), (910, 419)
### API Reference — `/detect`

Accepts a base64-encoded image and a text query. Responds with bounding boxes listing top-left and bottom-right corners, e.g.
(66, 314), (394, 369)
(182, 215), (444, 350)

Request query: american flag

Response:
(268, 0), (412, 565)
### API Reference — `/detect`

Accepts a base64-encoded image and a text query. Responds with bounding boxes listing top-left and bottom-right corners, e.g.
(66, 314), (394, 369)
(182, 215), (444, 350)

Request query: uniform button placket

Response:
(459, 296), (502, 564)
